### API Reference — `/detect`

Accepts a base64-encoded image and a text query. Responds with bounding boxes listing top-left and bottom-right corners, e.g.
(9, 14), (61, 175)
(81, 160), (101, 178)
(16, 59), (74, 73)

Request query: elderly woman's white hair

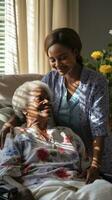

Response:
(12, 80), (52, 119)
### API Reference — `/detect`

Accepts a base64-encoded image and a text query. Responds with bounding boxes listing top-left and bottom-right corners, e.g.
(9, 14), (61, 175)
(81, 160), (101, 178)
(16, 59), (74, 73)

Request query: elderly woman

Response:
(0, 80), (112, 200)
(0, 80), (87, 199)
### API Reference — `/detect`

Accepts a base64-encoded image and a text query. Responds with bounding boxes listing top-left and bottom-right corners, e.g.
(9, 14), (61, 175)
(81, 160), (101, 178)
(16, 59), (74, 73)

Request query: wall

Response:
(79, 0), (112, 58)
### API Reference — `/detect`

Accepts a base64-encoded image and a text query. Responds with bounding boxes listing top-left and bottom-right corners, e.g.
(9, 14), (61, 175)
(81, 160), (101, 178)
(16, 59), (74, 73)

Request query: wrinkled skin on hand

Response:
(0, 114), (21, 149)
(0, 124), (13, 149)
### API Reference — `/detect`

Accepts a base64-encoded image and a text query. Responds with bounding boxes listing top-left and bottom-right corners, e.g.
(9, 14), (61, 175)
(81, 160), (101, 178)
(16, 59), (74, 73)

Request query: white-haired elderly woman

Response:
(0, 80), (112, 200)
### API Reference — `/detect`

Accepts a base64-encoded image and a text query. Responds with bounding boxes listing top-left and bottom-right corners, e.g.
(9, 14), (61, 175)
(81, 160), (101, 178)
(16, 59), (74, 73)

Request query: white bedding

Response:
(28, 178), (112, 200)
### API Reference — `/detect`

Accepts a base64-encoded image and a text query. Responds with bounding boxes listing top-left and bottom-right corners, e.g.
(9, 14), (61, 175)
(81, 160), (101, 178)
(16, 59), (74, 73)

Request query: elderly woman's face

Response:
(48, 43), (77, 76)
(26, 88), (51, 119)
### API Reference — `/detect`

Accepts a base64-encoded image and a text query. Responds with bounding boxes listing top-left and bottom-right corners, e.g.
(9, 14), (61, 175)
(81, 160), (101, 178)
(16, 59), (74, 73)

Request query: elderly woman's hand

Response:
(0, 114), (19, 149)
(0, 122), (13, 149)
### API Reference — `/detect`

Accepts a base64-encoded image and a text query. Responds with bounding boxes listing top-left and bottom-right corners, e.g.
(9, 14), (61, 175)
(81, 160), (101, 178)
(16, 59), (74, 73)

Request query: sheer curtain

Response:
(5, 0), (79, 74)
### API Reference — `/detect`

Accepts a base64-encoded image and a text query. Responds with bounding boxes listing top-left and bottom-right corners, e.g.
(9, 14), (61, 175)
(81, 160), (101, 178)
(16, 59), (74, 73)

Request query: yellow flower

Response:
(91, 51), (103, 60)
(108, 56), (112, 62)
(99, 64), (112, 74)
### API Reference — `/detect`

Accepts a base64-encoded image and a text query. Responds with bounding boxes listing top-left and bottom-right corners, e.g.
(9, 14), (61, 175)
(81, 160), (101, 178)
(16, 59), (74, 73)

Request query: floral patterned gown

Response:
(0, 126), (89, 187)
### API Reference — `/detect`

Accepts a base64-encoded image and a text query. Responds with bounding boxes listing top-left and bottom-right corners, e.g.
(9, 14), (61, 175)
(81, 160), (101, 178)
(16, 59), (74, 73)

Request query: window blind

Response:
(0, 0), (5, 74)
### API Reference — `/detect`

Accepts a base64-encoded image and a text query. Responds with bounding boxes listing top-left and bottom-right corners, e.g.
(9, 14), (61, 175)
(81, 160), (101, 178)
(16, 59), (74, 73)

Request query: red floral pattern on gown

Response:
(37, 148), (49, 161)
(55, 168), (71, 178)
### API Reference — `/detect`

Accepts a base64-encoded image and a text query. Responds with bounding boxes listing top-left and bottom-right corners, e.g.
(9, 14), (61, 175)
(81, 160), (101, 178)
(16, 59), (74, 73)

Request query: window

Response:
(0, 0), (5, 74)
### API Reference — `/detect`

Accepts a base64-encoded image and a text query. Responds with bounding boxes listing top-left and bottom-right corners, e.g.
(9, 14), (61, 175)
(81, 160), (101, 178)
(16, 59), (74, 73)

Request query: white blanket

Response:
(2, 176), (112, 200)
(28, 179), (112, 200)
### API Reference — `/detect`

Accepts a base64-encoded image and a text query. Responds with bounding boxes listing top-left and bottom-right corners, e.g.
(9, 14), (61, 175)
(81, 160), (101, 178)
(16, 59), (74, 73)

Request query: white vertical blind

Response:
(5, 0), (19, 74)
(0, 0), (5, 74)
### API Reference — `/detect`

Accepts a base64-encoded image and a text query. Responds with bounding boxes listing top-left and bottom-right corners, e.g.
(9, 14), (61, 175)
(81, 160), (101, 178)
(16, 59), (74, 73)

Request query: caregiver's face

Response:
(48, 43), (77, 76)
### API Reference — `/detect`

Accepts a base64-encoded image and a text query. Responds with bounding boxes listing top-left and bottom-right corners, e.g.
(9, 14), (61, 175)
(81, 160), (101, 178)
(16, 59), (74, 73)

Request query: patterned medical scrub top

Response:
(42, 67), (109, 155)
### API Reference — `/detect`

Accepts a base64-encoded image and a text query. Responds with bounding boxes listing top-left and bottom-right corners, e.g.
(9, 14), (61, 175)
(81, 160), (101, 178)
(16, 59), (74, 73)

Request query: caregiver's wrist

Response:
(91, 160), (101, 169)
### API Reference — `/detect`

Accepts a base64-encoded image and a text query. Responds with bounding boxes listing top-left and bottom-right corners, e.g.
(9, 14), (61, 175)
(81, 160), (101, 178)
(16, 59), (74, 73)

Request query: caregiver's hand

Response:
(86, 166), (100, 184)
